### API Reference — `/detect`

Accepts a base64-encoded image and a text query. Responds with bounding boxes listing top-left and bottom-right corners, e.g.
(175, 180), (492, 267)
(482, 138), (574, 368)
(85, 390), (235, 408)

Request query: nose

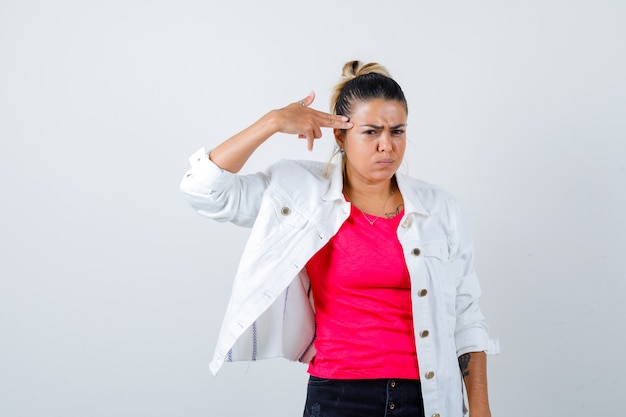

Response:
(378, 132), (392, 152)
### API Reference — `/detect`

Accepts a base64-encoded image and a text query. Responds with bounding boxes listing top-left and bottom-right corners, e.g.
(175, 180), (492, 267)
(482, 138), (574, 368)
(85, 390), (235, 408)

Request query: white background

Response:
(1, 1), (625, 416)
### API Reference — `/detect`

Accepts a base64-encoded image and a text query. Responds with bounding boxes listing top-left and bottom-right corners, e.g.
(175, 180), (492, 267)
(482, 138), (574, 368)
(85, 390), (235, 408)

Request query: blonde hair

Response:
(330, 61), (394, 114)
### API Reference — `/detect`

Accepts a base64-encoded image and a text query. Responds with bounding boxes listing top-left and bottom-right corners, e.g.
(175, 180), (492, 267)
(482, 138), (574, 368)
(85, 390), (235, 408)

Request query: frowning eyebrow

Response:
(359, 124), (407, 129)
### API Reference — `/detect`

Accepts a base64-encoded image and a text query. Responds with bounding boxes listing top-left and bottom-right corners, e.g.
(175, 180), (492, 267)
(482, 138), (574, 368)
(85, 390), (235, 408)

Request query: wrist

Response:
(260, 109), (281, 136)
(468, 406), (491, 417)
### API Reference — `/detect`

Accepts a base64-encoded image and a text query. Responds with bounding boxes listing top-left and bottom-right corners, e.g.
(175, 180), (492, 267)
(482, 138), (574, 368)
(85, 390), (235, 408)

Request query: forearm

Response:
(458, 351), (491, 417)
(206, 93), (352, 173)
(209, 111), (279, 173)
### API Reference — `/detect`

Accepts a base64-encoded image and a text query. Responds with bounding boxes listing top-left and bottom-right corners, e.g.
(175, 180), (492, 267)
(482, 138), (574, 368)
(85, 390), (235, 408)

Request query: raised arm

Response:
(209, 91), (353, 173)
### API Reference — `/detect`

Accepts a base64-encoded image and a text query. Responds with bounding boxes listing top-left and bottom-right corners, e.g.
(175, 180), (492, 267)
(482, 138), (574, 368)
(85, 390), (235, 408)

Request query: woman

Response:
(181, 61), (495, 417)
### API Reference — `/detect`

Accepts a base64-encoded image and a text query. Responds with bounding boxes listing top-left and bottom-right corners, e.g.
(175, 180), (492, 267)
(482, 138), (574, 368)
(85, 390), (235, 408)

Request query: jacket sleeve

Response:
(179, 147), (270, 227)
(448, 199), (493, 357)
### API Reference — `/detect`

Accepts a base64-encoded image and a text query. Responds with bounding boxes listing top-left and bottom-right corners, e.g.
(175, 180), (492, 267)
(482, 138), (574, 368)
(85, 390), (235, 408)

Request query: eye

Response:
(393, 129), (405, 135)
(363, 129), (378, 135)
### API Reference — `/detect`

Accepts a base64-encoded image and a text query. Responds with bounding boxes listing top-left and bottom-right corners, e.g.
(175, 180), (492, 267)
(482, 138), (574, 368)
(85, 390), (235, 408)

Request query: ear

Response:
(334, 129), (345, 150)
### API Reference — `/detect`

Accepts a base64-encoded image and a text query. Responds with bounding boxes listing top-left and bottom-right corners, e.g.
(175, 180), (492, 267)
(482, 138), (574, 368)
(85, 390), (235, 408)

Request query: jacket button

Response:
(418, 289), (428, 297)
(281, 207), (291, 215)
(412, 248), (421, 256)
(401, 218), (411, 228)
(425, 371), (435, 379)
(420, 330), (430, 338)
(432, 414), (441, 417)
(389, 402), (395, 410)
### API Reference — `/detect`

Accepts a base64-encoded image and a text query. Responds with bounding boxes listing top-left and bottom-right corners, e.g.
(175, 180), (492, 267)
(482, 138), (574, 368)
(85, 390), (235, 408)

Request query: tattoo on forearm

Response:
(459, 353), (471, 378)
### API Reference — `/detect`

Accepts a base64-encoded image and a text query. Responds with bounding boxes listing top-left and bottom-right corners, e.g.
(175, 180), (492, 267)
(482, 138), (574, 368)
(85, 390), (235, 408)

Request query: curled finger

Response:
(313, 125), (322, 140)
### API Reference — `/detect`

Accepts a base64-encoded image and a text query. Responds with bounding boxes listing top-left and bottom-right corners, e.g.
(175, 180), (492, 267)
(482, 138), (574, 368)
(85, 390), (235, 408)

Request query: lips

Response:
(377, 159), (395, 166)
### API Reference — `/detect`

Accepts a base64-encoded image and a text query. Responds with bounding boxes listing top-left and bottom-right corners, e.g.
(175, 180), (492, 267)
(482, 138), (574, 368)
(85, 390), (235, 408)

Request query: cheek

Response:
(345, 145), (373, 167)
(344, 136), (368, 155)
(347, 147), (366, 163)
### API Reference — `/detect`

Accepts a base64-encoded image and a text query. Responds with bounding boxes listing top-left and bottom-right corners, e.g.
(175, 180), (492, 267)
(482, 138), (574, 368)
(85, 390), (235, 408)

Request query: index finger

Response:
(316, 110), (353, 129)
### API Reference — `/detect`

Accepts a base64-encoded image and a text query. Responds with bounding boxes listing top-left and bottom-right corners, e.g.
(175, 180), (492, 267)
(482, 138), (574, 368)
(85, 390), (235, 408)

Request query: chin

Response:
(368, 172), (397, 183)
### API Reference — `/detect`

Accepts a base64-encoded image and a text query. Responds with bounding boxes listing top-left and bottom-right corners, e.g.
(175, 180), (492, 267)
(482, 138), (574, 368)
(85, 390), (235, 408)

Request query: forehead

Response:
(350, 99), (407, 123)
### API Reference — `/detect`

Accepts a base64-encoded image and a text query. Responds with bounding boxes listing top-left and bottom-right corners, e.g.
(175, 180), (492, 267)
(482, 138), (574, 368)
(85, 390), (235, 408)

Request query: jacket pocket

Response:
(418, 241), (449, 260)
(420, 241), (456, 323)
(249, 192), (309, 248)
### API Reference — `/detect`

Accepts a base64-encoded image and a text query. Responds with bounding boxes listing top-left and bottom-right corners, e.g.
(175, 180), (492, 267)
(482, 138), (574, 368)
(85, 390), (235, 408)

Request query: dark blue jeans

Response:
(303, 376), (425, 417)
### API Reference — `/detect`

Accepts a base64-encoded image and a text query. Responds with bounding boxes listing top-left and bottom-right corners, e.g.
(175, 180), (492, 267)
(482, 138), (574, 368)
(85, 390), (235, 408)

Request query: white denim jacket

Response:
(181, 147), (498, 417)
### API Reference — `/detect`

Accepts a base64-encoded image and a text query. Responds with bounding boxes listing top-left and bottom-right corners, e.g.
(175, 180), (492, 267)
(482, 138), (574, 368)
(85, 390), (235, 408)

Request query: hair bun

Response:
(330, 60), (404, 115)
(341, 60), (392, 80)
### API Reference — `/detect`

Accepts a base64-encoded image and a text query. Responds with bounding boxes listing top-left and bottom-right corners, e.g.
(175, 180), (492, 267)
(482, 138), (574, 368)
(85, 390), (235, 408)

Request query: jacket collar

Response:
(322, 163), (430, 216)
(396, 172), (430, 216)
(321, 163), (345, 202)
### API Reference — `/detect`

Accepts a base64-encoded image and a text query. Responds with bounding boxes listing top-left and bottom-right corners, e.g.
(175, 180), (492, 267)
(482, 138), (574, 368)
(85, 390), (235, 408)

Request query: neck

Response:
(343, 176), (401, 221)
(343, 174), (397, 203)
(345, 180), (393, 199)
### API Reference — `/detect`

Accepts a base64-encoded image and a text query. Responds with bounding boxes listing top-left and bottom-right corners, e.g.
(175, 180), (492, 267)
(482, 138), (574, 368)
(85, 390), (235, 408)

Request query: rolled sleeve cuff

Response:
(181, 147), (234, 196)
(456, 330), (500, 357)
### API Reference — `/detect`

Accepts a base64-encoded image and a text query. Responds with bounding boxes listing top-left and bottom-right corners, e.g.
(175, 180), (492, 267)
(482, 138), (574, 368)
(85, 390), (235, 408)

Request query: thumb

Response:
(299, 90), (316, 107)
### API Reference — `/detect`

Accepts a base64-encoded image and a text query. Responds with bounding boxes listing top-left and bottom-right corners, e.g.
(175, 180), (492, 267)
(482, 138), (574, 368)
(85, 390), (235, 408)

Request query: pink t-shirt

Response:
(305, 203), (420, 379)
